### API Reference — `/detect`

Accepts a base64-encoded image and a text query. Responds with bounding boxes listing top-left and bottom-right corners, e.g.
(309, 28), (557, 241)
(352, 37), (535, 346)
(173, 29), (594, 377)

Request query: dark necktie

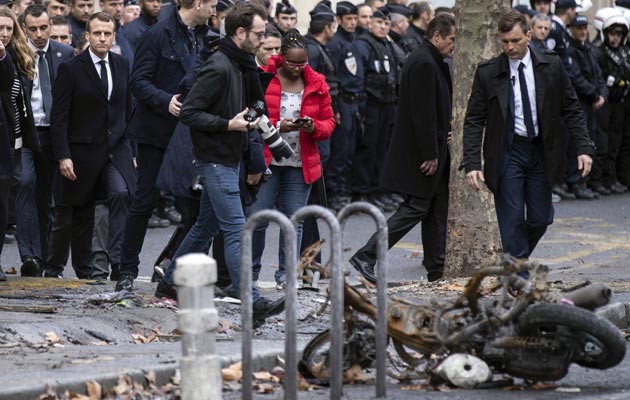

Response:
(37, 50), (52, 119)
(518, 62), (536, 139)
(98, 60), (108, 98)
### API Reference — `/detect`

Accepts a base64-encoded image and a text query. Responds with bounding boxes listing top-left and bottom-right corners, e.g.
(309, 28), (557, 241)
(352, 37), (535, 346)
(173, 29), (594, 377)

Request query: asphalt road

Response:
(1, 192), (629, 399)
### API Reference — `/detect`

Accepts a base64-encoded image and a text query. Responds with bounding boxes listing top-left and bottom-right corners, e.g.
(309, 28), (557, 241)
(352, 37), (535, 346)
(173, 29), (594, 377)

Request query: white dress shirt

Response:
(89, 49), (113, 100)
(28, 40), (50, 127)
(509, 49), (539, 138)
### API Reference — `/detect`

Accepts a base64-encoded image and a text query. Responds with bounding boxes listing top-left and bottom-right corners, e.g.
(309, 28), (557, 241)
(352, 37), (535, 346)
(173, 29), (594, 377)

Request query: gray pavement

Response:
(0, 192), (629, 399)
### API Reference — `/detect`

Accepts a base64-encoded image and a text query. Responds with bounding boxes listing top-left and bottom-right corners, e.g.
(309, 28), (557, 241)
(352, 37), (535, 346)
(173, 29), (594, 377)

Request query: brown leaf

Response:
(407, 251), (421, 259)
(85, 381), (102, 399)
(112, 376), (133, 395)
(221, 362), (243, 381)
(253, 371), (280, 383)
(38, 385), (59, 400)
(503, 385), (525, 391)
(297, 379), (323, 391)
(253, 383), (275, 394)
(343, 364), (368, 384)
(531, 382), (557, 390)
(145, 370), (157, 386)
(5, 267), (17, 274)
(45, 332), (61, 344)
(402, 384), (432, 391)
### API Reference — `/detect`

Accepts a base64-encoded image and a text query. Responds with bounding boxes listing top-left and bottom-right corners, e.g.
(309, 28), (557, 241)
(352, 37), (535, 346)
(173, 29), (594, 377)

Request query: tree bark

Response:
(444, 0), (509, 278)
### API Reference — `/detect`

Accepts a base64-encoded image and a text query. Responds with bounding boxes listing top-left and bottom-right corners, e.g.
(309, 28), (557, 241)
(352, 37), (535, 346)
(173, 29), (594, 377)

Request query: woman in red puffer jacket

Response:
(248, 29), (335, 288)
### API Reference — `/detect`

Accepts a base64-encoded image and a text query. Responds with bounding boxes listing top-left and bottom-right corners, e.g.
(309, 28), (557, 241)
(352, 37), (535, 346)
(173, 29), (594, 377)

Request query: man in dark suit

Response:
(463, 10), (594, 264)
(50, 12), (135, 279)
(121, 0), (162, 51)
(349, 13), (455, 283)
(14, 4), (74, 277)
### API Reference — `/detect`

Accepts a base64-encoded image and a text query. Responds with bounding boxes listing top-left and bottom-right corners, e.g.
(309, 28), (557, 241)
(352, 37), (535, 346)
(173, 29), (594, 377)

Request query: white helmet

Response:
(594, 7), (623, 31)
(603, 14), (630, 31)
(615, 6), (630, 27)
(576, 0), (593, 13)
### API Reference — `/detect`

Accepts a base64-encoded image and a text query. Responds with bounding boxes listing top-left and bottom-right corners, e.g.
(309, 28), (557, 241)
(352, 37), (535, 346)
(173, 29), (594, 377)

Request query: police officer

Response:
(592, 14), (630, 194)
(350, 6), (398, 211)
(273, 0), (297, 35)
(567, 14), (607, 198)
(547, 0), (576, 75)
(325, 1), (364, 211)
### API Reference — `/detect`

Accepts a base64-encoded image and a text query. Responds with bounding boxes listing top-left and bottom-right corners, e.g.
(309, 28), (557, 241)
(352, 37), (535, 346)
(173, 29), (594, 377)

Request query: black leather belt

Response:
(340, 92), (358, 102)
(513, 134), (541, 144)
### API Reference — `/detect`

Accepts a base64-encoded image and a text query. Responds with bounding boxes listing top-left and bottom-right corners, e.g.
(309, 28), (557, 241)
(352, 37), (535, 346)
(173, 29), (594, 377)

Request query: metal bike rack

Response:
(240, 210), (297, 400)
(338, 202), (389, 399)
(290, 205), (344, 400)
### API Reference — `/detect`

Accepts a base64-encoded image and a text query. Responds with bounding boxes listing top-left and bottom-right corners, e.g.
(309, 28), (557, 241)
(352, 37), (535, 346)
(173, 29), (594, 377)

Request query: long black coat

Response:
(50, 50), (136, 206)
(463, 45), (594, 194)
(0, 54), (15, 181)
(380, 41), (452, 199)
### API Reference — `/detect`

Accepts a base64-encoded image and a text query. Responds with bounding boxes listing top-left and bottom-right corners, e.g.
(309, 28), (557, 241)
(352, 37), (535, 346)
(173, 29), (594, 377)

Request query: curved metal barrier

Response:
(338, 202), (389, 399)
(290, 205), (344, 399)
(240, 210), (297, 400)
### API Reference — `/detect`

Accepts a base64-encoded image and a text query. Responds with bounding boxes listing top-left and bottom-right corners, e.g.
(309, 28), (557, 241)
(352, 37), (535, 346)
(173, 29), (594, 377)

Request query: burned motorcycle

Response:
(298, 246), (627, 387)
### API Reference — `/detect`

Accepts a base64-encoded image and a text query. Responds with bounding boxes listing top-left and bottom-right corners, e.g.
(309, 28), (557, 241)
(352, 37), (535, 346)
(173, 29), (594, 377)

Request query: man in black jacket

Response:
(349, 13), (455, 284)
(400, 1), (433, 53)
(121, 0), (161, 51)
(155, 2), (285, 326)
(115, 0), (213, 291)
(464, 10), (593, 265)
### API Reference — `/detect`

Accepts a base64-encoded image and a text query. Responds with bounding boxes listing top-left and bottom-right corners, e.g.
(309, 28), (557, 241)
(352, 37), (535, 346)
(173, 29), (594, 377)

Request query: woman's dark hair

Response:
(280, 28), (307, 55)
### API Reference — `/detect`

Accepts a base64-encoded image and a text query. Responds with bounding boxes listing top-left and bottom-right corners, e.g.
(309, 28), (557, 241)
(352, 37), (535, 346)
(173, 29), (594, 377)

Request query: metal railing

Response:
(240, 210), (297, 400)
(338, 202), (389, 399)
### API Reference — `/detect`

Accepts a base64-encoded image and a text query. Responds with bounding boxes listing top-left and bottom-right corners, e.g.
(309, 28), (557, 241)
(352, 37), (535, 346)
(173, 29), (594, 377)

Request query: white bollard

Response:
(174, 253), (222, 400)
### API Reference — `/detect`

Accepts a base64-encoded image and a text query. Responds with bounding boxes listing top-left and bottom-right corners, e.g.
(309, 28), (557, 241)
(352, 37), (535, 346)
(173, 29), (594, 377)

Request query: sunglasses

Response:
(284, 60), (308, 69)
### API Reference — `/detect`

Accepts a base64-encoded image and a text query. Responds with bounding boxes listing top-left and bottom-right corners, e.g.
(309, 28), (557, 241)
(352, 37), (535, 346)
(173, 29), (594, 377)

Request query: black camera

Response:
(245, 100), (295, 162)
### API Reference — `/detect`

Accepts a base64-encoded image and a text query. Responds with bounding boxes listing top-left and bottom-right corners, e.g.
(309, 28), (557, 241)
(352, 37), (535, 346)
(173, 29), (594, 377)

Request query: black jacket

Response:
(380, 40), (452, 199)
(400, 24), (424, 54)
(0, 54), (15, 181)
(463, 46), (594, 194)
(122, 12), (155, 51)
(568, 37), (607, 104)
(126, 6), (206, 148)
(180, 50), (249, 167)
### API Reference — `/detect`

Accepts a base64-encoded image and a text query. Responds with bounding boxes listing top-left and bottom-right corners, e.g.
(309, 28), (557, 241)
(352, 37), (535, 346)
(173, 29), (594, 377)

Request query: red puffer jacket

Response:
(263, 54), (335, 184)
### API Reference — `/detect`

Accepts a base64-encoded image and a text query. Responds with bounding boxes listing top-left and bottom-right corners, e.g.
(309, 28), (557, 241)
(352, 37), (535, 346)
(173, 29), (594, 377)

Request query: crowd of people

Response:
(0, 0), (628, 326)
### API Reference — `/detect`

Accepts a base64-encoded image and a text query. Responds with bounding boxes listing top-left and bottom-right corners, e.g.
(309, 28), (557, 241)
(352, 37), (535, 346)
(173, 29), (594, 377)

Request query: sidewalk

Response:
(1, 276), (629, 399)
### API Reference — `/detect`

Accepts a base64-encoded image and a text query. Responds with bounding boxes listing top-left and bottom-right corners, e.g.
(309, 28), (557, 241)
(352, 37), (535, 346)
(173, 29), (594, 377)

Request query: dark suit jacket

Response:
(25, 40), (74, 147)
(379, 40), (452, 199)
(50, 50), (136, 206)
(463, 45), (594, 194)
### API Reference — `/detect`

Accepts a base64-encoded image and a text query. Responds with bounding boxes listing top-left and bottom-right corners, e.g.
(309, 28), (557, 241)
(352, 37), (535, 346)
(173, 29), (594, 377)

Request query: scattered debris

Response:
(0, 304), (57, 314)
(84, 329), (117, 345)
(5, 267), (17, 275)
(222, 362), (243, 382)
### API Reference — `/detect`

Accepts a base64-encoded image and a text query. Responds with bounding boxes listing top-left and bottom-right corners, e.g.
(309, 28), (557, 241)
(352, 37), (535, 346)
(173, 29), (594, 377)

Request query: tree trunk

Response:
(443, 0), (509, 278)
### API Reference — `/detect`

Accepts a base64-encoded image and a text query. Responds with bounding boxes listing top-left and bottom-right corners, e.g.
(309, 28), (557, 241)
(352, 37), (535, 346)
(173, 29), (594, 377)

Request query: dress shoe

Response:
(43, 270), (63, 278)
(155, 280), (178, 301)
(349, 256), (377, 284)
(590, 184), (611, 196)
(20, 258), (41, 277)
(609, 181), (628, 194)
(157, 206), (182, 224)
(427, 270), (444, 282)
(0, 267), (6, 281)
(552, 183), (576, 199)
(115, 275), (134, 292)
(569, 183), (595, 200)
(148, 213), (170, 228)
(252, 296), (285, 327)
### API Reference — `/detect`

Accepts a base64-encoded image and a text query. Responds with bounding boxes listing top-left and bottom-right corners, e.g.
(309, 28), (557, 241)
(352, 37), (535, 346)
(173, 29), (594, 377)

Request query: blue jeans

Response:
(163, 162), (258, 301)
(248, 165), (312, 284)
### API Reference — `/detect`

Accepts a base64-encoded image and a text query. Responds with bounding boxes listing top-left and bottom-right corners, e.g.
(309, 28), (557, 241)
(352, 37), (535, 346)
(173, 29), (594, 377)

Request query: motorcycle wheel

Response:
(518, 303), (626, 369)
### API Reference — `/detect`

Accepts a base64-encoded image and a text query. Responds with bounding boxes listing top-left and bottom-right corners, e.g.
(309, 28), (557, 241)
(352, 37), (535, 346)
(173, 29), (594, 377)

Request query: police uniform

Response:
(324, 1), (364, 206)
(350, 7), (398, 201)
(547, 1), (575, 76)
(594, 22), (630, 191)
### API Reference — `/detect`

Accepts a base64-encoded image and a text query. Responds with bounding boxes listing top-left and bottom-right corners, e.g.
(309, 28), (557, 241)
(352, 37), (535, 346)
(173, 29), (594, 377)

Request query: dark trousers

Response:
(494, 138), (553, 259)
(565, 103), (595, 185)
(120, 143), (166, 278)
(325, 98), (358, 196)
(353, 170), (449, 277)
(45, 162), (129, 278)
(350, 102), (395, 195)
(0, 179), (11, 260)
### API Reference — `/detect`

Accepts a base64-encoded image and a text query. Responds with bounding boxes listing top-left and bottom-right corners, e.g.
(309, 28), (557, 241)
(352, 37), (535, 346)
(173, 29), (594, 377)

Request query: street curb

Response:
(596, 302), (630, 330)
(0, 347), (284, 400)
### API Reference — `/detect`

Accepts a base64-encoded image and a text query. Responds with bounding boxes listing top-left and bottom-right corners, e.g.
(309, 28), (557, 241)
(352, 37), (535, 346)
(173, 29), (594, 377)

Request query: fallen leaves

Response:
(342, 364), (369, 384)
(5, 267), (17, 274)
(222, 361), (243, 382)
